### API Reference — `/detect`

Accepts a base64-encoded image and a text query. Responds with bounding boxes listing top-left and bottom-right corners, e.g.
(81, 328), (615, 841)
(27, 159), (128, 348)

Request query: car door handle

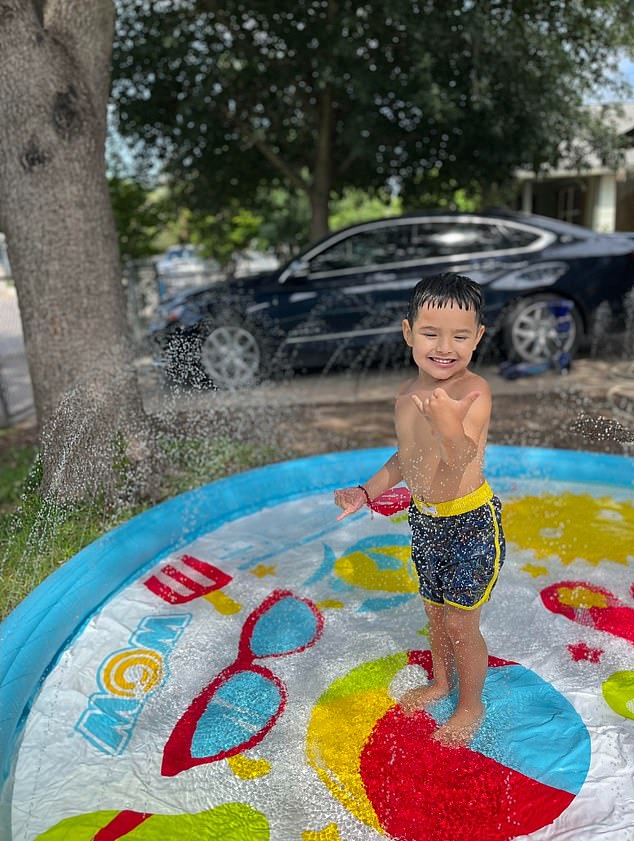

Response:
(368, 272), (397, 282)
(456, 261), (499, 272)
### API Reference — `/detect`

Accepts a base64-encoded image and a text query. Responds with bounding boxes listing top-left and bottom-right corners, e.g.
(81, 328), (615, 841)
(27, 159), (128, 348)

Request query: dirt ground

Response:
(2, 358), (634, 464)
(272, 358), (634, 458)
(284, 390), (634, 456)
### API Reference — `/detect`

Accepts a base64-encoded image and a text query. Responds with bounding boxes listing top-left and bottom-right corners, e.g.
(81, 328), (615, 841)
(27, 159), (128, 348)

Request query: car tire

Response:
(503, 294), (583, 363)
(197, 317), (277, 390)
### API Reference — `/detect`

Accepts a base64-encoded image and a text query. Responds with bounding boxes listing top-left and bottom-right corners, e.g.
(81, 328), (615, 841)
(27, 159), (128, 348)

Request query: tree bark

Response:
(308, 88), (333, 243)
(0, 0), (149, 503)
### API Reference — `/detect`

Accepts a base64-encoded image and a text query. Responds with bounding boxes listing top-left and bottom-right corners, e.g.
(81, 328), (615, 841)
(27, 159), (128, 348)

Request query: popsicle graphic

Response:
(144, 555), (233, 605)
(540, 581), (634, 646)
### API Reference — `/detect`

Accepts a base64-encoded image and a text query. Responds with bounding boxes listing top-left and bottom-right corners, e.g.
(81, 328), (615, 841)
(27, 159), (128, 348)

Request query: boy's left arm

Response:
(412, 383), (491, 468)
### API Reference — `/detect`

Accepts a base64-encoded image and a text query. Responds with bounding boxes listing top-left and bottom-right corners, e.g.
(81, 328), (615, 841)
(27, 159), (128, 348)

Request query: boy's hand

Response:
(411, 388), (481, 430)
(334, 486), (367, 521)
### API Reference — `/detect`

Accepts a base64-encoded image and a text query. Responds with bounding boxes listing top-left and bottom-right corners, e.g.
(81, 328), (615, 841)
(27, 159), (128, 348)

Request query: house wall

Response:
(590, 175), (617, 232)
(518, 171), (633, 232)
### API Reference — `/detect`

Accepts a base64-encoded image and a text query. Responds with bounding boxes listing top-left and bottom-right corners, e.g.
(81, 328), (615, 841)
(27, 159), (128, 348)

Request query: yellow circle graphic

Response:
(602, 671), (634, 720)
(503, 493), (634, 566)
(102, 648), (164, 697)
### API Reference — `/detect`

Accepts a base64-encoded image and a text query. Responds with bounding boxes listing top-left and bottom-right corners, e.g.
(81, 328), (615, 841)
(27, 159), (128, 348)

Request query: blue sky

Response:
(620, 57), (634, 88)
(591, 53), (634, 103)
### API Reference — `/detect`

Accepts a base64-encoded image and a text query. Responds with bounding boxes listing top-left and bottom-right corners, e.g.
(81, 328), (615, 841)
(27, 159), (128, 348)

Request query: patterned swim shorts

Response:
(408, 481), (505, 610)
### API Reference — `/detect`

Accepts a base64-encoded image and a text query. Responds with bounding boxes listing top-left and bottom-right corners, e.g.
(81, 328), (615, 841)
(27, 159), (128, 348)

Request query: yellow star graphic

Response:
(316, 599), (345, 610)
(521, 563), (549, 578)
(302, 823), (346, 841)
(250, 564), (277, 578)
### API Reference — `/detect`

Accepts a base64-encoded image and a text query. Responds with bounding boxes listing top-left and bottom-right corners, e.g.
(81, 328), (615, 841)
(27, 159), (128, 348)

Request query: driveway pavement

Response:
(0, 282), (34, 426)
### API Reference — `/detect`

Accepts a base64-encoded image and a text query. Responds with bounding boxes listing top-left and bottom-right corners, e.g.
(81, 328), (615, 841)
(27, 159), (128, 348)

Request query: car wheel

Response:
(199, 321), (269, 389)
(503, 294), (582, 363)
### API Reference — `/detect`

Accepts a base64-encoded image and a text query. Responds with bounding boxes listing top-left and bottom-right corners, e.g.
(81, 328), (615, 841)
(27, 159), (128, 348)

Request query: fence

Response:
(0, 262), (223, 428)
(123, 259), (227, 355)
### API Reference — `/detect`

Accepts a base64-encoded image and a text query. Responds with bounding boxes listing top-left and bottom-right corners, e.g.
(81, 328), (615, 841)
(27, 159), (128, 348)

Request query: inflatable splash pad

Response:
(1, 445), (633, 841)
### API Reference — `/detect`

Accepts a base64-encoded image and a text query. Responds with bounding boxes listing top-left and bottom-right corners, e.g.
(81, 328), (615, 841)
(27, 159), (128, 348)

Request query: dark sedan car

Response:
(150, 210), (634, 388)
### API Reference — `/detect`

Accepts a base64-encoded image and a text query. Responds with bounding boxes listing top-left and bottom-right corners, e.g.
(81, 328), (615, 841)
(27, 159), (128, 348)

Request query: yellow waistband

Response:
(412, 481), (493, 518)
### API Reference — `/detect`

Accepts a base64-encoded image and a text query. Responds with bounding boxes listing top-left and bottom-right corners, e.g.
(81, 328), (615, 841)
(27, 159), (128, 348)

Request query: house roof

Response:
(592, 101), (634, 138)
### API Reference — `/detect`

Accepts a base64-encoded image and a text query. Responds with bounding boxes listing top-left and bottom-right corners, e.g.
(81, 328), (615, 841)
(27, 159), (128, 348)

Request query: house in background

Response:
(516, 102), (634, 232)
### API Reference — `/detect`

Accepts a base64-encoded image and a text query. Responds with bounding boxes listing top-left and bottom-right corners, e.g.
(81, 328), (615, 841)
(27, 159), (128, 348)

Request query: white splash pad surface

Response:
(2, 447), (634, 841)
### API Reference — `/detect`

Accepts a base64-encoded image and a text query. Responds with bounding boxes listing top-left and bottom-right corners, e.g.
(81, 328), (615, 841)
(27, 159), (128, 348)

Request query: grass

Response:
(0, 440), (37, 506)
(0, 433), (280, 622)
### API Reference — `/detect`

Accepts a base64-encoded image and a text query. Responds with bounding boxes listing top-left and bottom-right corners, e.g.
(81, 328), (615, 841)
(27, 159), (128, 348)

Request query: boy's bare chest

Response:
(394, 396), (436, 457)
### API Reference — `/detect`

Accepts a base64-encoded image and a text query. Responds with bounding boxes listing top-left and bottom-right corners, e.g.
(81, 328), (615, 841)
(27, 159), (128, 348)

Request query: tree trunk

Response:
(308, 88), (333, 243)
(0, 1), (150, 503)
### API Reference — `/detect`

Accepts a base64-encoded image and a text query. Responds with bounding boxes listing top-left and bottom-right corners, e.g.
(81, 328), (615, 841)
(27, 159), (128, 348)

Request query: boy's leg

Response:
(432, 604), (487, 745)
(400, 601), (454, 713)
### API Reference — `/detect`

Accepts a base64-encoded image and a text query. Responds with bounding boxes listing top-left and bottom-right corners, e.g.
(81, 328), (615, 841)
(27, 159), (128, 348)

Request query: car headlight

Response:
(489, 262), (568, 291)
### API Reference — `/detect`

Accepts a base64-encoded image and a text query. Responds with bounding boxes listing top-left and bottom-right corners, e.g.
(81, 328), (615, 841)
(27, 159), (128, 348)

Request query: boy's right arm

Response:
(362, 451), (402, 500)
(334, 452), (402, 520)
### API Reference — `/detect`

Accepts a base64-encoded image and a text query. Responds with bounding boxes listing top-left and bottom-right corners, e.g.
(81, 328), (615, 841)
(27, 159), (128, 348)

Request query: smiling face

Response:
(402, 301), (485, 383)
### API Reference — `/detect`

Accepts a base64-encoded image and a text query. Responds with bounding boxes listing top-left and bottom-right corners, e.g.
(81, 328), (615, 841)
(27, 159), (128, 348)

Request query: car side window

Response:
(308, 225), (413, 273)
(408, 222), (513, 258)
(496, 224), (540, 248)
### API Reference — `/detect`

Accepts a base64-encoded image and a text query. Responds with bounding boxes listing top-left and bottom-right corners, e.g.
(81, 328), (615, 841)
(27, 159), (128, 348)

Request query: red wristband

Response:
(357, 484), (372, 506)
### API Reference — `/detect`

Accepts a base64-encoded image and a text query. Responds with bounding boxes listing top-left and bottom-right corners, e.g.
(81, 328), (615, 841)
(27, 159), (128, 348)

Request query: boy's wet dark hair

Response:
(407, 272), (484, 326)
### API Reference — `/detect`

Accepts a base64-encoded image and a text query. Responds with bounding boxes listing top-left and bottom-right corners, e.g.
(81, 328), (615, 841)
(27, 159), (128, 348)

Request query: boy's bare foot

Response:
(399, 682), (450, 715)
(432, 703), (485, 747)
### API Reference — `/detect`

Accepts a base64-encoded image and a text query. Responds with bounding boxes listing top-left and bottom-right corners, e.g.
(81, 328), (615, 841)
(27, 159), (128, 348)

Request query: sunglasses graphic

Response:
(162, 589), (324, 776)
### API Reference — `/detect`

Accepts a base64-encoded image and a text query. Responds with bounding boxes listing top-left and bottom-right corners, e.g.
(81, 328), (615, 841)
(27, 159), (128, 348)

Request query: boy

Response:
(334, 272), (505, 746)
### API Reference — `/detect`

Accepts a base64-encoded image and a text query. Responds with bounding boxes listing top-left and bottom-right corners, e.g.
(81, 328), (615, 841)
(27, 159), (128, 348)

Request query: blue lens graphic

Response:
(250, 597), (318, 657)
(191, 671), (282, 758)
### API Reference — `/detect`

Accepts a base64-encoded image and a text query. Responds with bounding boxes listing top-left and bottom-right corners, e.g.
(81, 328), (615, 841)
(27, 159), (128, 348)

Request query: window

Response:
(408, 222), (539, 257)
(407, 222), (510, 258)
(306, 219), (541, 273)
(556, 185), (581, 223)
(496, 224), (540, 249)
(308, 225), (413, 272)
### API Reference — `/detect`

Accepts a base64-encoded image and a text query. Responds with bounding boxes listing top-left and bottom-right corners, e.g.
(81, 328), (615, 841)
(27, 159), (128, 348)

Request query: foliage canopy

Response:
(113, 1), (634, 239)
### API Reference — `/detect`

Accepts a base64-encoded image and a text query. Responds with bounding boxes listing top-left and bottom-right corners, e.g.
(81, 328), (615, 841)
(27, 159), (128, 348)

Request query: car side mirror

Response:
(287, 258), (309, 279)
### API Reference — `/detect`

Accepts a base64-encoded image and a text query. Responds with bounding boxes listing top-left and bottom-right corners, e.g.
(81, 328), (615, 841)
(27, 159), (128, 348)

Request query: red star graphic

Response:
(567, 642), (603, 663)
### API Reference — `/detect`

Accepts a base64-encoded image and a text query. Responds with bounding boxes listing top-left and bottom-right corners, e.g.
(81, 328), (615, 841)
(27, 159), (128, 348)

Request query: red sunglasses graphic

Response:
(162, 588), (324, 776)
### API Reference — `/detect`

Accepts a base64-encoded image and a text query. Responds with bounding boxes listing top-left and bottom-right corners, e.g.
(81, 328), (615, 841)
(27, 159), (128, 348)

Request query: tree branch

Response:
(250, 134), (309, 193)
(337, 147), (359, 177)
(226, 110), (308, 193)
